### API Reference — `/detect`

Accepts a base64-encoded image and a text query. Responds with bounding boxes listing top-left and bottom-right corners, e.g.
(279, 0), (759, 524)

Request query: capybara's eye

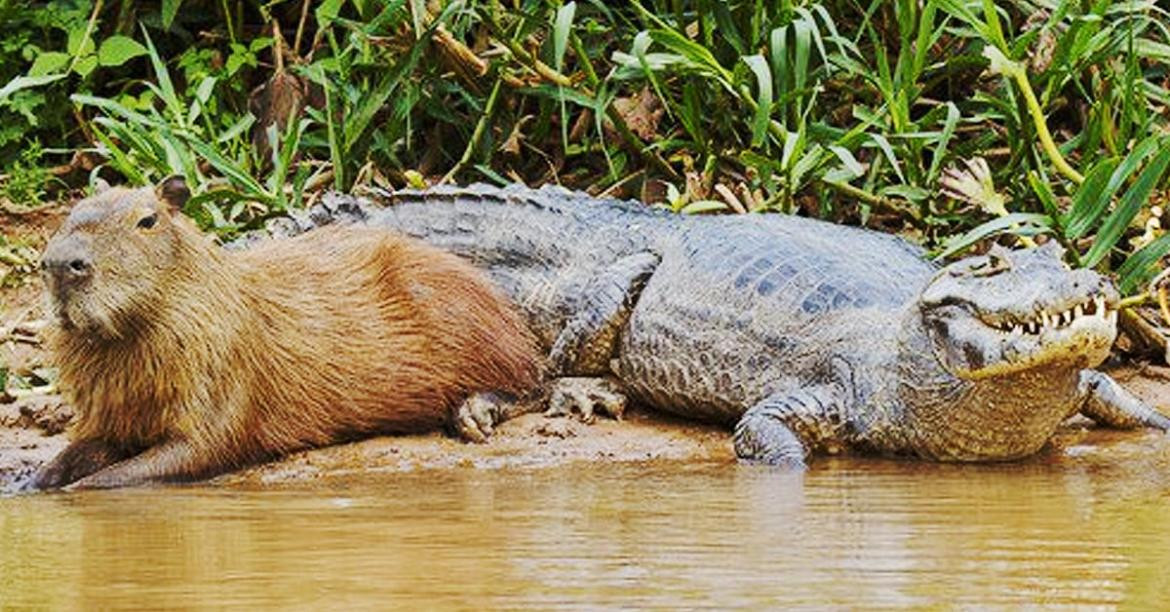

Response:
(137, 214), (158, 230)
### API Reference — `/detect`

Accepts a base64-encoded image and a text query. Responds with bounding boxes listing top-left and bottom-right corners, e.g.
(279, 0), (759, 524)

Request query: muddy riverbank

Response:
(4, 205), (1170, 490)
(4, 362), (1170, 490)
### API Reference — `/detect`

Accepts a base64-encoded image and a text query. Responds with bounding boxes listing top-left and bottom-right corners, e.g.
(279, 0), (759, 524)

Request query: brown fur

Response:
(32, 184), (543, 488)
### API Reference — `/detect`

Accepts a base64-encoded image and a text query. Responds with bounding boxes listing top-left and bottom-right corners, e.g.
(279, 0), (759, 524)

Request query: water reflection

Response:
(1, 459), (1168, 607)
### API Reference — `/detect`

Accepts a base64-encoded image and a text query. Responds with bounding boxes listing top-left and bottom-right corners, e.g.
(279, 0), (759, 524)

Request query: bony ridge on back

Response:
(298, 183), (1170, 466)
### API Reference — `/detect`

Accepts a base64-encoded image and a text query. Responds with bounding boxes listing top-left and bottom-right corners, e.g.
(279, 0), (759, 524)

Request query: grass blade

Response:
(1083, 145), (1170, 267)
(935, 213), (1054, 260)
(743, 55), (772, 148)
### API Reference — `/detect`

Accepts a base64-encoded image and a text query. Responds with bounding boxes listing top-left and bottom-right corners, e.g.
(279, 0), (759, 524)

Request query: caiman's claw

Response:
(544, 377), (627, 423)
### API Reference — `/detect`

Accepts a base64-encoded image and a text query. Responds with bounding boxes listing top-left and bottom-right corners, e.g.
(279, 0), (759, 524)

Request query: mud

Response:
(3, 358), (1170, 490)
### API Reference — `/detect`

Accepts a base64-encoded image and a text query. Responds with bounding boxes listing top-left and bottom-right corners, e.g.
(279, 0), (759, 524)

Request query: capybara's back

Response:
(30, 180), (543, 489)
(235, 225), (544, 448)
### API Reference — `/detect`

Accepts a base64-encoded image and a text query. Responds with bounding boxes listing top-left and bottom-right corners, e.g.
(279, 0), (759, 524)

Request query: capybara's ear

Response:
(155, 175), (191, 214)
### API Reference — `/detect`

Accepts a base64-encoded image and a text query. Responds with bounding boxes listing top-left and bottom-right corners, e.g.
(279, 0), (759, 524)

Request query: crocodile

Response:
(278, 183), (1170, 466)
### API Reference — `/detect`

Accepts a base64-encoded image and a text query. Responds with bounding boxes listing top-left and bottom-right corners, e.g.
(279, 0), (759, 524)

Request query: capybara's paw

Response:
(451, 392), (504, 443)
(25, 465), (65, 491)
(544, 377), (627, 424)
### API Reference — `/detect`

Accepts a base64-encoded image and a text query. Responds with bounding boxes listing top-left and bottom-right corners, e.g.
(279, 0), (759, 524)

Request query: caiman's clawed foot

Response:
(1078, 370), (1170, 431)
(733, 412), (808, 469)
(451, 392), (510, 443)
(544, 377), (627, 423)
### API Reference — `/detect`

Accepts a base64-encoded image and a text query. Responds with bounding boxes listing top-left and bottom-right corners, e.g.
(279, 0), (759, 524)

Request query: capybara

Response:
(28, 179), (543, 489)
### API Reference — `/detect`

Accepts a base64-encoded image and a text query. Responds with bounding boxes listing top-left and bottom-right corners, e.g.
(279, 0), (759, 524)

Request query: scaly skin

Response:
(273, 183), (1170, 466)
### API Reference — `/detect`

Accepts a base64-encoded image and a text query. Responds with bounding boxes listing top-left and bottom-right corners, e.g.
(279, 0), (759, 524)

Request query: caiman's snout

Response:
(40, 236), (94, 290)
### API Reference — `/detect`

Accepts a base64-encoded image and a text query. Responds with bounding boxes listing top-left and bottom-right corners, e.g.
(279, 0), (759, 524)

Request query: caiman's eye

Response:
(137, 213), (158, 230)
(955, 252), (1011, 278)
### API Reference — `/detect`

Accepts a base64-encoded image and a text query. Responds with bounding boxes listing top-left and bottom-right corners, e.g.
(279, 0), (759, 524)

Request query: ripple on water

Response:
(1, 458), (1168, 608)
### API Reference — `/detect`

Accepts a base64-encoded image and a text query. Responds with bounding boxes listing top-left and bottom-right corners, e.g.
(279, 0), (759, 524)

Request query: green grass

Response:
(1, 0), (1169, 296)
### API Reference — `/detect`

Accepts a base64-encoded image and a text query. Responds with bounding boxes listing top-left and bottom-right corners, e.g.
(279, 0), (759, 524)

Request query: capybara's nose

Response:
(41, 240), (93, 284)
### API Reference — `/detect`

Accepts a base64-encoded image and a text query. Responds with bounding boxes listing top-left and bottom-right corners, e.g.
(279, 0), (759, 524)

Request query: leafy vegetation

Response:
(1, 0), (1170, 300)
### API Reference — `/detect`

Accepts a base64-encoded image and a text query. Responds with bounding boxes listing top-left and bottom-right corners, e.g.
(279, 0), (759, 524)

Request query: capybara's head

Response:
(41, 177), (194, 338)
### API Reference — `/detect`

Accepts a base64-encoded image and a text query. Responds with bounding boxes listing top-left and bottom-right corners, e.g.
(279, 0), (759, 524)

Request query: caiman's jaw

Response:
(954, 292), (1118, 380)
(979, 294), (1117, 336)
(918, 242), (1120, 381)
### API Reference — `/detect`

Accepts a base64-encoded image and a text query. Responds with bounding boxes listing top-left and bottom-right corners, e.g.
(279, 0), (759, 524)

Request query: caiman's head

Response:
(917, 241), (1118, 380)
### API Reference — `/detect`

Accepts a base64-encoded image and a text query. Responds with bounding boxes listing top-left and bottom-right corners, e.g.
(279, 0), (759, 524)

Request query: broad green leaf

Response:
(139, 27), (183, 125)
(927, 102), (960, 184)
(868, 133), (905, 183)
(0, 74), (65, 103)
(770, 25), (788, 107)
(195, 76), (218, 105)
(184, 135), (271, 201)
(72, 55), (98, 77)
(1065, 135), (1159, 238)
(161, 0), (182, 29)
(794, 7), (830, 65)
(1118, 233), (1170, 294)
(67, 28), (95, 57)
(93, 116), (167, 167)
(647, 28), (733, 84)
(28, 52), (69, 77)
(98, 35), (148, 67)
(935, 213), (1054, 260)
(792, 16), (812, 92)
(88, 122), (148, 184)
(72, 93), (161, 129)
(1083, 146), (1170, 268)
(828, 145), (864, 178)
(742, 55), (772, 148)
(316, 0), (344, 28)
(408, 0), (426, 37)
(630, 31), (672, 121)
(553, 2), (576, 150)
(553, 2), (576, 72)
(1028, 172), (1061, 219)
(216, 113), (255, 144)
(1063, 156), (1121, 239)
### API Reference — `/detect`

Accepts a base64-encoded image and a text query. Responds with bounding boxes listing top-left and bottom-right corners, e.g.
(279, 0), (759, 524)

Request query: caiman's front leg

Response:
(733, 384), (849, 468)
(66, 437), (227, 490)
(543, 252), (658, 420)
(1077, 370), (1170, 430)
(548, 252), (660, 374)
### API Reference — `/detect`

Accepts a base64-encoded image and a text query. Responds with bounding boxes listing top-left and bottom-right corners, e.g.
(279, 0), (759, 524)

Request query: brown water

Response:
(1, 458), (1169, 608)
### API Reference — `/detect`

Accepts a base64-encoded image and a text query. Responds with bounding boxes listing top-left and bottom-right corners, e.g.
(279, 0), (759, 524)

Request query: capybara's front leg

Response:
(66, 438), (222, 490)
(27, 438), (133, 490)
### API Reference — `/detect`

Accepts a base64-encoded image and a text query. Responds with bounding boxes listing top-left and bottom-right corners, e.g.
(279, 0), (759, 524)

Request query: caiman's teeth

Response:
(997, 294), (1116, 336)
